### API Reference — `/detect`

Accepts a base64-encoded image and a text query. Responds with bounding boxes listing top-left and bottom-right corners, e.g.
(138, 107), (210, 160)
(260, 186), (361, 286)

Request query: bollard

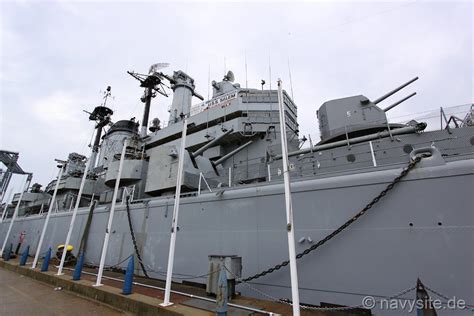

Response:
(73, 251), (85, 280)
(122, 256), (134, 295)
(216, 261), (228, 316)
(3, 243), (13, 261)
(19, 245), (30, 266)
(40, 247), (52, 272)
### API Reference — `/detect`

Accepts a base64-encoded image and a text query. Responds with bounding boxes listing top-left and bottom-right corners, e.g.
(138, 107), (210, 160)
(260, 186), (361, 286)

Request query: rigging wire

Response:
(287, 56), (295, 101)
(268, 53), (272, 91)
(207, 63), (210, 100)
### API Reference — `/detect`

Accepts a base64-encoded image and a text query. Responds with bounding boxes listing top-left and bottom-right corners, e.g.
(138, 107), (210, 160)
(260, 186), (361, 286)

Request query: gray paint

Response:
(1, 156), (472, 315)
(1, 73), (473, 315)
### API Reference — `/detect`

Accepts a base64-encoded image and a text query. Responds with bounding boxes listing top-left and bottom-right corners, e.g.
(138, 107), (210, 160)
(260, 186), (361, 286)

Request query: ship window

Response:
(346, 154), (356, 162)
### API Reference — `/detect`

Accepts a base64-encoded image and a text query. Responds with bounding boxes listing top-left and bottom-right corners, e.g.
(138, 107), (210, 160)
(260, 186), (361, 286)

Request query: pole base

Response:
(56, 272), (65, 276)
(159, 302), (174, 307)
(93, 283), (103, 287)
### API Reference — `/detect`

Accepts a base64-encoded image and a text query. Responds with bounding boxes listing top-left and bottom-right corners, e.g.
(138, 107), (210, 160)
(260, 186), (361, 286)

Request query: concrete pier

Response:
(0, 257), (351, 315)
(0, 267), (124, 315)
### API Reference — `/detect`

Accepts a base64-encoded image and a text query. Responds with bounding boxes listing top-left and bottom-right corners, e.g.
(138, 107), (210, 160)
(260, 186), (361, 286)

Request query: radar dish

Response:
(149, 63), (170, 74)
(224, 70), (235, 82)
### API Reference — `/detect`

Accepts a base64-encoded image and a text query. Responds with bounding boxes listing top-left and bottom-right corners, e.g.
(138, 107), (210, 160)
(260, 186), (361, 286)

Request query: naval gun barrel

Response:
(193, 91), (204, 101)
(212, 140), (253, 167)
(384, 92), (417, 112)
(274, 123), (426, 160)
(373, 77), (419, 104)
(191, 129), (234, 158)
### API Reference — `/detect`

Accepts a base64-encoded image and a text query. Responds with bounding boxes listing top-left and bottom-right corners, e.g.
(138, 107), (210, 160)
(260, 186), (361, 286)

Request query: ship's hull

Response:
(1, 157), (473, 315)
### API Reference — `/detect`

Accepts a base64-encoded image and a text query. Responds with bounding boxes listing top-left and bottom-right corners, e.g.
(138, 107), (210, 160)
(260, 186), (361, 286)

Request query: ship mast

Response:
(128, 63), (172, 138)
(84, 87), (114, 169)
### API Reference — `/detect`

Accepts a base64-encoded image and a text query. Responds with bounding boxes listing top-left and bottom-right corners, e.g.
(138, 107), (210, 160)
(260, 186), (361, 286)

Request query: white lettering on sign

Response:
(190, 91), (238, 116)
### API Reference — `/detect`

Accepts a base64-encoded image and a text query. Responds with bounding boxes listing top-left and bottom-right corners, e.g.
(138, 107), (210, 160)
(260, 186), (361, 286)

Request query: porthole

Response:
(403, 144), (414, 153)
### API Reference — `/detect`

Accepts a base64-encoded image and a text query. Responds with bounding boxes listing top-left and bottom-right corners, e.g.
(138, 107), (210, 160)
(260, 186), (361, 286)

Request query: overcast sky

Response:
(0, 0), (472, 192)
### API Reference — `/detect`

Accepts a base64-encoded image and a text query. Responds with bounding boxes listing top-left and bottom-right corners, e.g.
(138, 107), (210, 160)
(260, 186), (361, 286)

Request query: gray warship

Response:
(1, 65), (473, 315)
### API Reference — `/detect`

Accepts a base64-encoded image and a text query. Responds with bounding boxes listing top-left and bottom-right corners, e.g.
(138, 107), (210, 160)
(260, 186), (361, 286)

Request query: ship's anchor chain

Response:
(125, 196), (150, 278)
(241, 153), (429, 283)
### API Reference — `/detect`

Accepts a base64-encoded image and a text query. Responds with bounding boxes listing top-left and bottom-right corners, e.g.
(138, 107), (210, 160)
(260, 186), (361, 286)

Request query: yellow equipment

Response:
(56, 244), (75, 263)
(57, 244), (74, 252)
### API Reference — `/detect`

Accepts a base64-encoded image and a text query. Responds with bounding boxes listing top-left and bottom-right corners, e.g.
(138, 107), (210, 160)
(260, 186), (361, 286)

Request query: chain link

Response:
(424, 285), (451, 302)
(125, 196), (149, 278)
(289, 286), (417, 311)
(227, 262), (417, 311)
(424, 284), (474, 311)
(242, 155), (428, 282)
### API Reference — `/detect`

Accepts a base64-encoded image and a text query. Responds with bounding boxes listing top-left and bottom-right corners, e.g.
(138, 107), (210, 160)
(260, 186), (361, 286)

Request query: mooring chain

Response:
(226, 264), (416, 311)
(424, 284), (474, 311)
(125, 196), (149, 278)
(242, 154), (428, 283)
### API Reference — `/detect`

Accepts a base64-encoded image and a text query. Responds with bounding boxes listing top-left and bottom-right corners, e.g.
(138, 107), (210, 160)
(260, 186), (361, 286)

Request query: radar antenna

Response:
(224, 70), (235, 82)
(101, 86), (113, 107)
(82, 86), (115, 168)
(128, 63), (175, 137)
(149, 63), (170, 74)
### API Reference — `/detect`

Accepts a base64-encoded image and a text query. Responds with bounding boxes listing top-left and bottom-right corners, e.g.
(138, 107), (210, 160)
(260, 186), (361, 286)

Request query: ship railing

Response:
(38, 204), (44, 216)
(461, 104), (474, 127)
(155, 109), (285, 133)
(299, 104), (474, 154)
(121, 185), (136, 205)
(441, 105), (474, 131)
(197, 172), (212, 195)
(195, 129), (473, 192)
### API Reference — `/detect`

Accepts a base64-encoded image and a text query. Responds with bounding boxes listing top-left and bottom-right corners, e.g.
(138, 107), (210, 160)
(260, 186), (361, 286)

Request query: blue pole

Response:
(73, 251), (85, 280)
(216, 261), (228, 316)
(19, 245), (30, 266)
(4, 243), (13, 261)
(40, 247), (51, 272)
(122, 256), (134, 295)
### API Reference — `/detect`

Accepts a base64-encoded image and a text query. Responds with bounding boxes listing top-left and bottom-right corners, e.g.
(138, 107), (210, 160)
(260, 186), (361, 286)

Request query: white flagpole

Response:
(277, 79), (301, 315)
(161, 118), (187, 307)
(0, 176), (29, 255)
(31, 162), (66, 269)
(95, 139), (128, 286)
(57, 155), (91, 275)
(0, 188), (13, 223)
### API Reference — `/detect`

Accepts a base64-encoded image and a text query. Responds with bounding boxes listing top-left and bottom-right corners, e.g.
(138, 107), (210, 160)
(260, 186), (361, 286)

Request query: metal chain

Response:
(84, 252), (134, 270)
(242, 154), (428, 282)
(141, 261), (221, 280)
(125, 196), (149, 278)
(424, 285), (451, 301)
(283, 285), (417, 311)
(424, 284), (474, 311)
(387, 286), (418, 300)
(227, 263), (416, 311)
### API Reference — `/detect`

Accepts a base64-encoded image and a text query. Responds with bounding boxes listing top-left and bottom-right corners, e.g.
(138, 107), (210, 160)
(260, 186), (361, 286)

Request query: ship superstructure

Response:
(1, 66), (473, 315)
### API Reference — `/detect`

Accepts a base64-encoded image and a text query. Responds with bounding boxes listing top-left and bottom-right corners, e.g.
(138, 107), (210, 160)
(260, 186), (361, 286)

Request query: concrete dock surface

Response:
(0, 257), (363, 316)
(0, 267), (125, 316)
